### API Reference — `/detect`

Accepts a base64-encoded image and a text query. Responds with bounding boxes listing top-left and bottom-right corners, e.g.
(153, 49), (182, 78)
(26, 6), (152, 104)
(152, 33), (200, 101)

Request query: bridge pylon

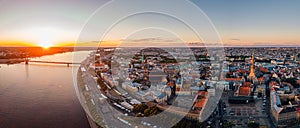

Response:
(25, 58), (29, 65)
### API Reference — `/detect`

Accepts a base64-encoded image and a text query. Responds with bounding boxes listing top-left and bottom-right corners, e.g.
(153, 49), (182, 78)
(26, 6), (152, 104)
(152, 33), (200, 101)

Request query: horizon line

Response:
(0, 45), (299, 48)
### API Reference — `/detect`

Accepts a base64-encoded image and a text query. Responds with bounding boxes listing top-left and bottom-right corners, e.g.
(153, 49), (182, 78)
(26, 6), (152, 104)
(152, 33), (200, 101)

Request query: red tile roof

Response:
(243, 82), (252, 87)
(260, 67), (269, 73)
(225, 78), (242, 81)
(296, 107), (300, 113)
(194, 98), (207, 108)
(168, 81), (175, 87)
(237, 69), (248, 73)
(297, 80), (300, 85)
(198, 91), (208, 97)
(270, 81), (278, 87)
(94, 63), (105, 67)
(238, 86), (251, 96)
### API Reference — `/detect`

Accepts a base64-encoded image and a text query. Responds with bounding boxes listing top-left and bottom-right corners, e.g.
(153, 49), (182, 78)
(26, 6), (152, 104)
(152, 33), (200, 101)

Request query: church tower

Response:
(141, 52), (144, 63)
(141, 51), (145, 69)
(249, 51), (256, 78)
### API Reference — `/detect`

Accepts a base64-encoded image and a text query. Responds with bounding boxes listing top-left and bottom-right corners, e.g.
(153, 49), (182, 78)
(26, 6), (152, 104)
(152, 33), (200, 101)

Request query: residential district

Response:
(77, 47), (300, 128)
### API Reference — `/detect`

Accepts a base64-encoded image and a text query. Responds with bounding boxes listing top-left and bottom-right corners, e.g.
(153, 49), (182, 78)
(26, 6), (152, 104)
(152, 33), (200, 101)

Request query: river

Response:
(0, 51), (92, 128)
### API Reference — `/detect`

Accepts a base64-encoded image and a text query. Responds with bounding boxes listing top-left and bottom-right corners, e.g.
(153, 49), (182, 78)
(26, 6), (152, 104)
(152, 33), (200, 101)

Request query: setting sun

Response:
(38, 31), (55, 48)
(38, 41), (53, 49)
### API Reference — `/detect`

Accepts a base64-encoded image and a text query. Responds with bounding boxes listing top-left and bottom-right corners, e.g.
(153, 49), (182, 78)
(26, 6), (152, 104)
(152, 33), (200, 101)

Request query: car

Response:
(144, 122), (148, 126)
(208, 121), (212, 124)
(223, 102), (226, 106)
(97, 85), (101, 89)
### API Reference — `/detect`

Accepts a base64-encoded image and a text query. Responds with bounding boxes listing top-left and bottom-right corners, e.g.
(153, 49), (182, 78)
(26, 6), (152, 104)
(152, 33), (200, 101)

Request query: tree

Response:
(282, 78), (299, 88)
(133, 104), (148, 113)
(257, 91), (263, 98)
(224, 122), (234, 128)
(226, 74), (231, 78)
(248, 122), (259, 128)
(172, 118), (202, 128)
(144, 108), (151, 116)
(97, 78), (107, 90)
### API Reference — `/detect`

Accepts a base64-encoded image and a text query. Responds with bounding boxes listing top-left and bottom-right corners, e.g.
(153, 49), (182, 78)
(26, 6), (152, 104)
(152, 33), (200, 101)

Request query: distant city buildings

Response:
(84, 47), (300, 128)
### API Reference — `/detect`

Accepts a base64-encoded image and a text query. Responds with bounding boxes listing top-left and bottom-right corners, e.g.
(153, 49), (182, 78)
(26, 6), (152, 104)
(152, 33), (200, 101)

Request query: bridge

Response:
(25, 59), (81, 67)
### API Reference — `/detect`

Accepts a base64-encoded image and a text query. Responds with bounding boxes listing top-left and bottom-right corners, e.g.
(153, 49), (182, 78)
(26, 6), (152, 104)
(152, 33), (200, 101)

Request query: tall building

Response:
(141, 52), (144, 63)
(141, 51), (146, 69)
(249, 52), (256, 78)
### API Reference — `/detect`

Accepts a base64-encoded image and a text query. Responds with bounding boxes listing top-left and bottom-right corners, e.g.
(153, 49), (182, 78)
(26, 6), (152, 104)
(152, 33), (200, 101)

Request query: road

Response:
(77, 55), (132, 128)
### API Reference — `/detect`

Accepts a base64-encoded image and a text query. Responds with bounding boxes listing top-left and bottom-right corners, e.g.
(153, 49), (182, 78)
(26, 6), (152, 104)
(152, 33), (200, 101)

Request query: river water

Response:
(0, 51), (92, 128)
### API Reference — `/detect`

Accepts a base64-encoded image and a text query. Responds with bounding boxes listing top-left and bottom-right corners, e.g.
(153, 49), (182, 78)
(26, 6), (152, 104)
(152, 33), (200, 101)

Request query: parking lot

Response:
(221, 92), (270, 127)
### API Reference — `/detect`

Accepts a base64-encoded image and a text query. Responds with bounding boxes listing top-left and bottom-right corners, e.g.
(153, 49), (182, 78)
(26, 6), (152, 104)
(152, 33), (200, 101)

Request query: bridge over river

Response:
(25, 59), (81, 67)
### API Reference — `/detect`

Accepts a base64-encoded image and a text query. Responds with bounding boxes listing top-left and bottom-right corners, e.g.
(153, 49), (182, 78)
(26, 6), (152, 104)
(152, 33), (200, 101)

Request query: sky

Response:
(0, 0), (299, 47)
(193, 0), (300, 46)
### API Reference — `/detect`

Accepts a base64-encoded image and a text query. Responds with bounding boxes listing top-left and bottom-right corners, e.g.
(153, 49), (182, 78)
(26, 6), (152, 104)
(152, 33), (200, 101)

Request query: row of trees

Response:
(133, 104), (203, 128)
(281, 77), (300, 88)
(133, 104), (161, 117)
(171, 118), (202, 128)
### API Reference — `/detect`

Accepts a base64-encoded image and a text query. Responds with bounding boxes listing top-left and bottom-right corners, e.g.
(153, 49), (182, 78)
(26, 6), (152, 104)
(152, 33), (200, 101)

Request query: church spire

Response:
(141, 52), (144, 63)
(249, 51), (256, 78)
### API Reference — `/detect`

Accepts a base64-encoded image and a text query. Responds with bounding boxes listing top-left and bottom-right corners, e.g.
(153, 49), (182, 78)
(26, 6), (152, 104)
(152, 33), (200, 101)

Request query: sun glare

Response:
(38, 32), (54, 49)
(38, 41), (52, 49)
(33, 27), (68, 48)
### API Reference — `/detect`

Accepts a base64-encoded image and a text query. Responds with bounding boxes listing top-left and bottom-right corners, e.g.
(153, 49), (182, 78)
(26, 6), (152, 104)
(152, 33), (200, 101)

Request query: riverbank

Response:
(0, 58), (25, 64)
(77, 57), (103, 128)
(86, 113), (101, 128)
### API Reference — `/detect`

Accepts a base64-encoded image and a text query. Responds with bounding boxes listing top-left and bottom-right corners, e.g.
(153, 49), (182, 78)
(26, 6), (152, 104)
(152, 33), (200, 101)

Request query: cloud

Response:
(118, 37), (200, 47)
(121, 37), (178, 43)
(229, 38), (241, 41)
